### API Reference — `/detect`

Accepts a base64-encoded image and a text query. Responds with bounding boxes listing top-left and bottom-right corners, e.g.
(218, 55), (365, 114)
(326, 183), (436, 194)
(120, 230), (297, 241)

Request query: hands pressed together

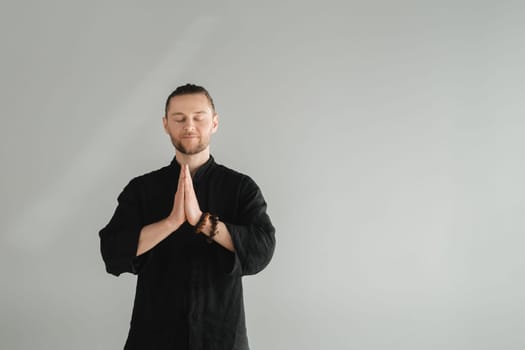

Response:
(137, 163), (235, 256)
(168, 164), (204, 228)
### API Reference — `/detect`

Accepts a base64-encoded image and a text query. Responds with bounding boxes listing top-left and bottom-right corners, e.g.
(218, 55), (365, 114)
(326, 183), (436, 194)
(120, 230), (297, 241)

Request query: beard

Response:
(172, 136), (209, 155)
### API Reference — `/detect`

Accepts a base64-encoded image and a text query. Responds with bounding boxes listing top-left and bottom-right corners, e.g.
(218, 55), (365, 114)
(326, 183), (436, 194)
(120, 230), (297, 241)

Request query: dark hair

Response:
(164, 83), (215, 116)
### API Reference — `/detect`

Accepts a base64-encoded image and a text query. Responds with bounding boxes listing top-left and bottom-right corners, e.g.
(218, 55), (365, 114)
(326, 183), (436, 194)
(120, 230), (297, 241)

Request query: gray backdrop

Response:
(1, 1), (524, 349)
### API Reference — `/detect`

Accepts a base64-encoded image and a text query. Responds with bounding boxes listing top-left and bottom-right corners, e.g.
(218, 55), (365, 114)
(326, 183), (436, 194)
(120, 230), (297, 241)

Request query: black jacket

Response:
(99, 156), (275, 349)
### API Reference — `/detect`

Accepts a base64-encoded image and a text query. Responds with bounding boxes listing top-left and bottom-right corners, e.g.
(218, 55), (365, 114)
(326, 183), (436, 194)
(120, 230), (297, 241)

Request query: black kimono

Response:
(99, 156), (276, 350)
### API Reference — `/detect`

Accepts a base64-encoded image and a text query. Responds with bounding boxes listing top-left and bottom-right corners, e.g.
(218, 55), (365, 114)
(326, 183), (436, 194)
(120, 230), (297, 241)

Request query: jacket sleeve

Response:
(223, 176), (276, 277)
(99, 178), (148, 276)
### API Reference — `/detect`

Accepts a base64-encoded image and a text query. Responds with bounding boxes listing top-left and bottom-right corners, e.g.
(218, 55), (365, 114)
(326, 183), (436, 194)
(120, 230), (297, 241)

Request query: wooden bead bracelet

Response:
(195, 212), (219, 243)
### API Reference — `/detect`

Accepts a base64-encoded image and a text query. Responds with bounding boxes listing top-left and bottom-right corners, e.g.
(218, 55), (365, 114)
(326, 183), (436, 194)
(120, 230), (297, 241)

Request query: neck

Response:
(175, 148), (210, 176)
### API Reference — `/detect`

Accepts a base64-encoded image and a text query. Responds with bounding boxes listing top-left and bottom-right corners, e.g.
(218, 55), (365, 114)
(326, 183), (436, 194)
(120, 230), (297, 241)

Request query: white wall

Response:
(1, 1), (524, 349)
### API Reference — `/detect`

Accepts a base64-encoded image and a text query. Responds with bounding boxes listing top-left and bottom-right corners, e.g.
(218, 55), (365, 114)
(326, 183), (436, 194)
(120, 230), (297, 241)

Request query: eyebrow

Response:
(170, 111), (208, 117)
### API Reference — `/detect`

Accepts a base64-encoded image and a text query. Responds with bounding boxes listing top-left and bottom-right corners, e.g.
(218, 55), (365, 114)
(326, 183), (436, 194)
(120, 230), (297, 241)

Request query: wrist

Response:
(165, 215), (183, 230)
(194, 212), (209, 233)
(195, 213), (219, 243)
(201, 218), (213, 237)
(191, 210), (203, 226)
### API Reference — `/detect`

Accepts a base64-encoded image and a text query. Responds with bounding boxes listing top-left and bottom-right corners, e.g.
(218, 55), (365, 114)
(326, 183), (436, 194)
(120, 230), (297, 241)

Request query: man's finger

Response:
(183, 166), (191, 199)
(176, 164), (185, 192)
(185, 165), (194, 193)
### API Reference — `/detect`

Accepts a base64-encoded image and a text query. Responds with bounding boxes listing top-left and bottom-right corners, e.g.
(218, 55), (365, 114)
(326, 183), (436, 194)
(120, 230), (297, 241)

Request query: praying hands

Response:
(145, 163), (235, 253)
(167, 164), (203, 228)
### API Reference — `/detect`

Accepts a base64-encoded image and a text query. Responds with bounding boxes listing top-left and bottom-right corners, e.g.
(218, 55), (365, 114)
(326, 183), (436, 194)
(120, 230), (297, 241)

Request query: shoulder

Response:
(213, 162), (245, 180)
(121, 164), (172, 192)
(136, 164), (171, 181)
(211, 161), (261, 194)
(211, 161), (255, 183)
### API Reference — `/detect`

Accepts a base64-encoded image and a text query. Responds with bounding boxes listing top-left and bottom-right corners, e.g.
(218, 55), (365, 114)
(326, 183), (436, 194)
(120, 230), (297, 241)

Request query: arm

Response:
(181, 166), (275, 266)
(99, 178), (145, 276)
(99, 167), (186, 276)
(182, 165), (275, 274)
(135, 217), (182, 256)
(222, 176), (276, 276)
(199, 220), (235, 252)
(183, 164), (236, 252)
(136, 168), (185, 256)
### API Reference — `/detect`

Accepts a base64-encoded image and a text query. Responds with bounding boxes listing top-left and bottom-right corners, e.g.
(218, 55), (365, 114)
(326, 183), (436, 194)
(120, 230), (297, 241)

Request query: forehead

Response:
(167, 93), (213, 115)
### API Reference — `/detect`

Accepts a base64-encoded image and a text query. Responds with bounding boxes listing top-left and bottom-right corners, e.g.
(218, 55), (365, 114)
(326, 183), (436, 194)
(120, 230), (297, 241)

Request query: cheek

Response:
(169, 124), (182, 133)
(167, 126), (181, 137)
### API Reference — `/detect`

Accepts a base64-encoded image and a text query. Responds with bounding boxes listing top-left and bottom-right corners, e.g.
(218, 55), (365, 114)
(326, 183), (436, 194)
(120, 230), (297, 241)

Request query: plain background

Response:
(1, 1), (524, 349)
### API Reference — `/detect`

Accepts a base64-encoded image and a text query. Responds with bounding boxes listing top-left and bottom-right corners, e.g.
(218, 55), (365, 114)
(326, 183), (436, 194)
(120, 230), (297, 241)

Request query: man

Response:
(99, 84), (276, 350)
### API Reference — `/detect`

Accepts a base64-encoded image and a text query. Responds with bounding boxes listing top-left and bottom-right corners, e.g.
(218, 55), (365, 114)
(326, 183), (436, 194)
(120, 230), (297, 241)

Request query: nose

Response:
(183, 121), (195, 132)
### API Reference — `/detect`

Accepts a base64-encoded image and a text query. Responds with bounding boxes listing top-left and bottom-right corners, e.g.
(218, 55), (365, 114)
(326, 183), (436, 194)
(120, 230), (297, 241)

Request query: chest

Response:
(140, 175), (240, 225)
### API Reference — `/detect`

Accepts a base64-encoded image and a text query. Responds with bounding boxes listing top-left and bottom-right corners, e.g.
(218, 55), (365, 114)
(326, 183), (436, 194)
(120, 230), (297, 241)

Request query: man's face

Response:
(163, 93), (218, 155)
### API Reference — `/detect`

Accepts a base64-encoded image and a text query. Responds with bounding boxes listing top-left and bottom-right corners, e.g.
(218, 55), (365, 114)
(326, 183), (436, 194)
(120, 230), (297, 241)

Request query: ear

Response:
(211, 113), (219, 134)
(162, 116), (169, 134)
